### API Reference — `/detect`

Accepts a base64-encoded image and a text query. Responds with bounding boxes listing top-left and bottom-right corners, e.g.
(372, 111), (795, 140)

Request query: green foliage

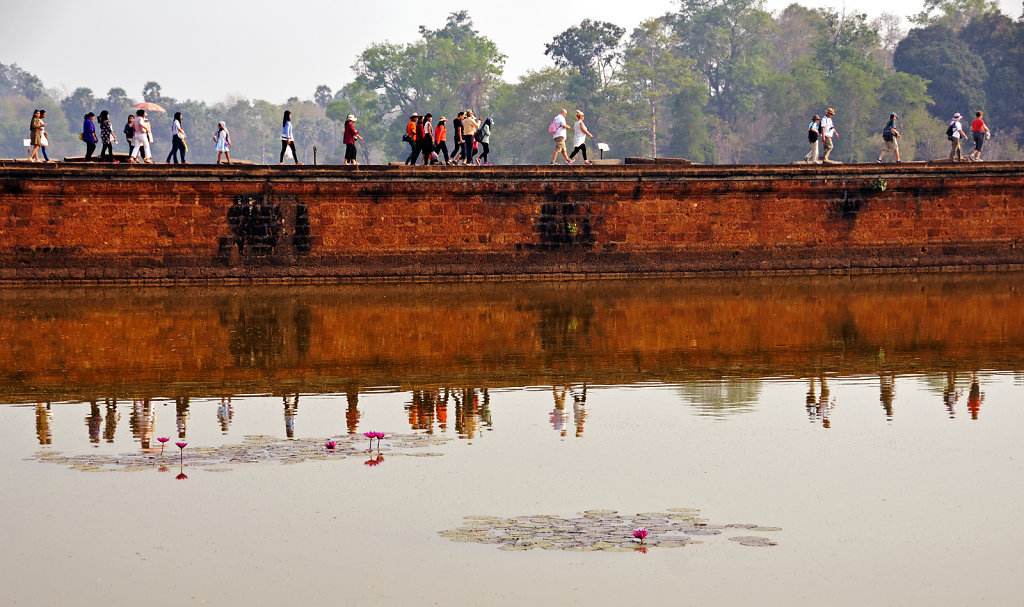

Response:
(894, 24), (988, 117)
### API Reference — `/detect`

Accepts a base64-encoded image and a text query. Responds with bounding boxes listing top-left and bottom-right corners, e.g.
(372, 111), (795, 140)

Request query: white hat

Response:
(953, 112), (962, 120)
(347, 114), (357, 121)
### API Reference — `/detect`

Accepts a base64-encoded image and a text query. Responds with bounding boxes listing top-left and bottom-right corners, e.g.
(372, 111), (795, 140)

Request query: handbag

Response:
(78, 133), (84, 141)
(285, 146), (294, 160)
(147, 132), (154, 143)
(40, 133), (48, 147)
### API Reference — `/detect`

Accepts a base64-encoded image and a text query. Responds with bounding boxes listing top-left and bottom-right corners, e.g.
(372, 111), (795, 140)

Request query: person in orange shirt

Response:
(969, 110), (991, 161)
(434, 116), (450, 164)
(404, 113), (419, 165)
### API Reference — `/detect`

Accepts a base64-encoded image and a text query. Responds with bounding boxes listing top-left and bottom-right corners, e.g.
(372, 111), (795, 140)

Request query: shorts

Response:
(884, 138), (898, 153)
(345, 143), (357, 161)
(973, 131), (985, 152)
(553, 136), (566, 153)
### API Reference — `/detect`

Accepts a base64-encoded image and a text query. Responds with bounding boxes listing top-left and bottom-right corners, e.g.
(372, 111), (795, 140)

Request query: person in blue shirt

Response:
(82, 112), (98, 161)
(280, 110), (301, 165)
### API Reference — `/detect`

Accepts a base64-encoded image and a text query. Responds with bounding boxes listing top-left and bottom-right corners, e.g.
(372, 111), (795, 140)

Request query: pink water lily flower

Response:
(374, 432), (385, 440)
(157, 437), (170, 454)
(633, 529), (649, 543)
(325, 440), (337, 450)
(175, 442), (187, 464)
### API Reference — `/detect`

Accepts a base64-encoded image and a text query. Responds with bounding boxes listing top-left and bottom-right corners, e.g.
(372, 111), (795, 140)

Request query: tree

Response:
(60, 87), (97, 133)
(314, 85), (333, 108)
(618, 18), (703, 157)
(911, 0), (1000, 29)
(0, 63), (44, 101)
(545, 19), (625, 93)
(142, 81), (163, 103)
(327, 81), (386, 163)
(894, 24), (988, 118)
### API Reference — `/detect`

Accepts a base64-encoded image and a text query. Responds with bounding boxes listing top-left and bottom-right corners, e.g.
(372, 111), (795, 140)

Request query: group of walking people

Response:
(803, 106), (993, 164)
(403, 109), (493, 166)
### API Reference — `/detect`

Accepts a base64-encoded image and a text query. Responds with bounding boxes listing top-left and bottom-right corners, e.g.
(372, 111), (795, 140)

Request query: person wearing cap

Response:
(404, 113), (419, 165)
(343, 114), (362, 166)
(877, 112), (901, 163)
(820, 107), (838, 163)
(434, 117), (450, 164)
(804, 114), (822, 163)
(462, 109), (479, 165)
(969, 110), (991, 161)
(948, 112), (967, 161)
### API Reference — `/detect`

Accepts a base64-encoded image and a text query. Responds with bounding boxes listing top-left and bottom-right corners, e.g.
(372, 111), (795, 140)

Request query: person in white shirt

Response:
(819, 107), (838, 163)
(550, 108), (572, 165)
(948, 112), (967, 161)
(166, 111), (187, 164)
(804, 114), (821, 163)
(568, 110), (594, 165)
(130, 109), (153, 163)
(280, 110), (301, 165)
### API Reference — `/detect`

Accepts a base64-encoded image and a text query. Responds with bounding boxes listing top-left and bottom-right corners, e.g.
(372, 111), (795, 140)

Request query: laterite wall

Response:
(1, 161), (1023, 281)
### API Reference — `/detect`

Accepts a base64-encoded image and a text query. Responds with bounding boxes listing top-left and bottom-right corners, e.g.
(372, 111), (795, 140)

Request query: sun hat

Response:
(439, 116), (447, 122)
(346, 114), (356, 121)
(410, 113), (419, 119)
(953, 112), (962, 120)
(826, 107), (835, 114)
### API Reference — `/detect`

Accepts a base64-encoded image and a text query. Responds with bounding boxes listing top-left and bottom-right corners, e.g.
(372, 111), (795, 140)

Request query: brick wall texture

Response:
(1, 161), (1023, 281)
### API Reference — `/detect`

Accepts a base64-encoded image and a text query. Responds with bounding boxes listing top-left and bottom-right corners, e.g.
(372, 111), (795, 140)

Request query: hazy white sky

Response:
(1, 0), (1020, 104)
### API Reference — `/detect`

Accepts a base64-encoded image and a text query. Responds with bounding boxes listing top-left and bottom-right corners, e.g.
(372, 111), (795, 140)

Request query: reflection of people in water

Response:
(805, 377), (832, 426)
(217, 396), (234, 434)
(967, 374), (983, 420)
(103, 398), (119, 443)
(345, 390), (360, 434)
(550, 386), (568, 437)
(283, 394), (299, 438)
(437, 388), (449, 432)
(942, 372), (961, 418)
(454, 388), (490, 439)
(86, 400), (103, 443)
(879, 372), (895, 420)
(175, 396), (190, 439)
(130, 399), (155, 449)
(35, 402), (52, 445)
(572, 383), (587, 437)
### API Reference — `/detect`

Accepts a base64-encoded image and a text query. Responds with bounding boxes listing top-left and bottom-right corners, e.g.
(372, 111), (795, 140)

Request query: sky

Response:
(1, 0), (1020, 104)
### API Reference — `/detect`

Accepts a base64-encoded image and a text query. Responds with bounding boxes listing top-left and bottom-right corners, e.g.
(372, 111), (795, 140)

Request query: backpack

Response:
(946, 123), (955, 140)
(474, 129), (484, 143)
(882, 124), (893, 142)
(548, 119), (558, 134)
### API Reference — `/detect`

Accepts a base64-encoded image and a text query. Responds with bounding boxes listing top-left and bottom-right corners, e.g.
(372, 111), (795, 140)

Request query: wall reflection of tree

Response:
(534, 300), (595, 363)
(678, 378), (761, 418)
(35, 402), (52, 445)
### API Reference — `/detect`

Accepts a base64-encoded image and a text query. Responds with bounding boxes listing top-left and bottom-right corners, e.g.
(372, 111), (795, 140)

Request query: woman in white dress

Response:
(214, 121), (231, 164)
(568, 110), (594, 165)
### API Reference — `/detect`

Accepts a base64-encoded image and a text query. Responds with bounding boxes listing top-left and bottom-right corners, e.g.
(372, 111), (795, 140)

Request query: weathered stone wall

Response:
(1, 161), (1023, 281)
(0, 160), (1019, 278)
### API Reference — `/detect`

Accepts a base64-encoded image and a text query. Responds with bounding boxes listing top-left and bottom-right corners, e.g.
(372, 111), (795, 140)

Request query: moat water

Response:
(1, 274), (1022, 605)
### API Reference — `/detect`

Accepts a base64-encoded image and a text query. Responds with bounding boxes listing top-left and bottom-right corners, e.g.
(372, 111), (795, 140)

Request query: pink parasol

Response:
(132, 101), (166, 112)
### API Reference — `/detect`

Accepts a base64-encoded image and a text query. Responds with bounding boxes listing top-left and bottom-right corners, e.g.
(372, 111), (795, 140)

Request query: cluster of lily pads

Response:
(32, 432), (448, 473)
(439, 508), (780, 551)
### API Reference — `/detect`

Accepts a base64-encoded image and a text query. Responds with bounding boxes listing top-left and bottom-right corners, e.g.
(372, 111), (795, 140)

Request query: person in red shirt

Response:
(969, 110), (991, 161)
(404, 113), (419, 165)
(343, 114), (362, 166)
(434, 117), (450, 164)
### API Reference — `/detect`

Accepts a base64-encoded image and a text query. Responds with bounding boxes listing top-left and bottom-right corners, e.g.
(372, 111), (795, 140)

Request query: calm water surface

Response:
(1, 275), (1022, 606)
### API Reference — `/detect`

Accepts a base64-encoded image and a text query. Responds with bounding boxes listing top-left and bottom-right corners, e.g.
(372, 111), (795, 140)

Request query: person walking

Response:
(451, 112), (465, 164)
(969, 111), (991, 161)
(568, 110), (593, 165)
(214, 121), (231, 164)
(550, 108), (572, 165)
(434, 116), (450, 165)
(82, 112), (98, 161)
(166, 111), (187, 164)
(803, 114), (821, 163)
(130, 109), (153, 163)
(124, 114), (136, 159)
(404, 113), (419, 165)
(877, 112), (901, 163)
(343, 114), (362, 165)
(38, 109), (51, 162)
(280, 110), (301, 165)
(948, 112), (967, 161)
(462, 109), (479, 165)
(480, 117), (493, 165)
(27, 109), (43, 162)
(98, 110), (118, 162)
(820, 107), (838, 163)
(419, 113), (434, 166)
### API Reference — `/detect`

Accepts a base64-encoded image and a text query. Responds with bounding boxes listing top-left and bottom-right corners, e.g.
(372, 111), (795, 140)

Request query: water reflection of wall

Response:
(1, 274), (1023, 404)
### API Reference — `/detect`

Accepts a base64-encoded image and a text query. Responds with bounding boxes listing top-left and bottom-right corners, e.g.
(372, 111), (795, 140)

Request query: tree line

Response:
(2, 0), (1022, 165)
